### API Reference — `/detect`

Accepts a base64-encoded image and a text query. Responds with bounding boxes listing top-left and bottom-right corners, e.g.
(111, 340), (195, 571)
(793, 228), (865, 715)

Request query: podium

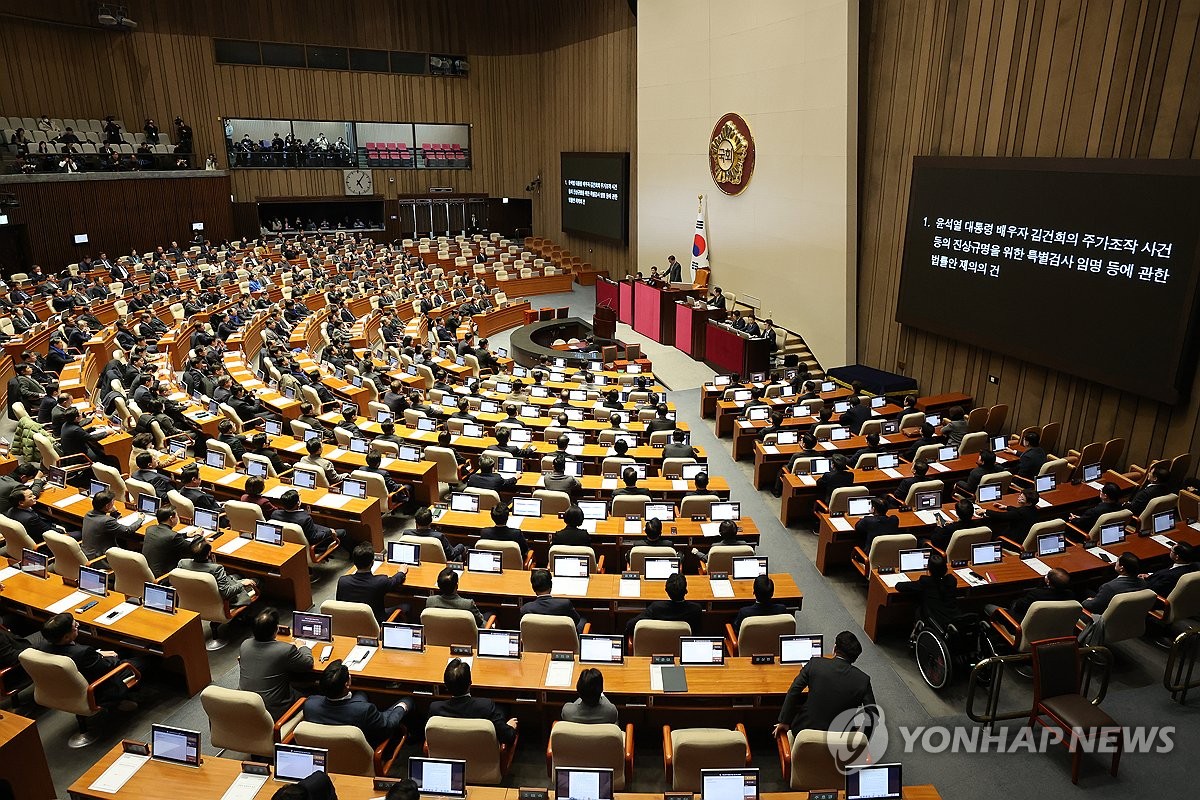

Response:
(674, 300), (725, 359)
(593, 304), (617, 341)
(632, 280), (702, 345)
(705, 320), (772, 376)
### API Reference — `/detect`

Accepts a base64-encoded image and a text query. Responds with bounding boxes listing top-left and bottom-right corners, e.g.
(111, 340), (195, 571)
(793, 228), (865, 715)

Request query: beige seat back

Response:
(91, 462), (128, 503)
(200, 685), (284, 758)
(350, 469), (392, 512)
(294, 721), (377, 777)
(866, 534), (918, 571)
(1098, 589), (1158, 644)
(629, 545), (678, 574)
(520, 613), (580, 653)
(1022, 519), (1067, 553)
(0, 515), (38, 556)
(425, 717), (503, 784)
(107, 547), (155, 595)
(320, 599), (381, 638)
(912, 444), (941, 464)
(679, 494), (720, 518)
(828, 485), (869, 514)
(668, 727), (748, 791)
(1038, 458), (1072, 484)
(705, 545), (756, 574)
(1087, 509), (1133, 542)
(464, 487), (501, 510)
(977, 470), (1012, 495)
(44, 531), (89, 582)
(737, 614), (796, 657)
(600, 456), (635, 475)
(901, 479), (944, 507)
(1163, 571), (1200, 624)
(424, 446), (460, 487)
(399, 535), (447, 564)
(475, 539), (524, 570)
(550, 722), (628, 790)
(632, 619), (690, 656)
(944, 526), (993, 562)
(612, 495), (649, 517)
(421, 607), (479, 648)
(124, 478), (159, 507)
(168, 567), (231, 623)
(547, 545), (598, 574)
(789, 729), (869, 790)
(223, 499), (265, 533)
(958, 431), (988, 456)
(289, 419), (314, 440)
(534, 489), (571, 515)
(661, 458), (696, 478)
(167, 490), (195, 523)
(1016, 600), (1084, 652)
(1139, 493), (1179, 531)
(18, 650), (95, 717)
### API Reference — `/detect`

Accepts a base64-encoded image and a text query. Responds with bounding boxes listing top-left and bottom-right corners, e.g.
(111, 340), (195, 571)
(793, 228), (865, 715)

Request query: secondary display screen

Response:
(561, 152), (630, 243)
(897, 158), (1200, 402)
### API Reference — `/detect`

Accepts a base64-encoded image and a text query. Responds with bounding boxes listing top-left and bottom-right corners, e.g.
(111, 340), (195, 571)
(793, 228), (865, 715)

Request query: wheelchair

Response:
(911, 612), (993, 690)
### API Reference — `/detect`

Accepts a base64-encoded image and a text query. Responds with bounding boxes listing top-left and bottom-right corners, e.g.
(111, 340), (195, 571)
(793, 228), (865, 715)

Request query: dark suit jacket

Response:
(10, 507), (59, 542)
(896, 574), (959, 628)
(645, 418), (676, 434)
(1144, 563), (1199, 597)
(732, 600), (790, 632)
(1010, 584), (1076, 621)
(480, 525), (528, 558)
(1011, 446), (1047, 479)
(519, 594), (584, 631)
(45, 641), (120, 684)
(238, 638), (314, 719)
(553, 526), (593, 547)
(1075, 500), (1123, 533)
(815, 469), (854, 503)
(1127, 481), (1171, 516)
(466, 472), (517, 492)
(1083, 574), (1147, 613)
(336, 570), (408, 621)
(303, 691), (407, 745)
(778, 656), (875, 732)
(984, 504), (1038, 545)
(429, 693), (516, 744)
(839, 405), (872, 435)
(855, 513), (900, 553)
(632, 598), (703, 636)
(143, 524), (192, 576)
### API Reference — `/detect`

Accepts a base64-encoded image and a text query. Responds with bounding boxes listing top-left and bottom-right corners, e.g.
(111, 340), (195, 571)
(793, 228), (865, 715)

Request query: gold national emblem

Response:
(709, 113), (755, 196)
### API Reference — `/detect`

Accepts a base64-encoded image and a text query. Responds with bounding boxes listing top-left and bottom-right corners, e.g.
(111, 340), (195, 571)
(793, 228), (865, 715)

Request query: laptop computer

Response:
(845, 763), (902, 800)
(579, 634), (624, 664)
(898, 548), (931, 572)
(680, 637), (725, 666)
(477, 628), (521, 659)
(409, 757), (467, 798)
(274, 743), (328, 783)
(381, 622), (425, 652)
(643, 557), (681, 580)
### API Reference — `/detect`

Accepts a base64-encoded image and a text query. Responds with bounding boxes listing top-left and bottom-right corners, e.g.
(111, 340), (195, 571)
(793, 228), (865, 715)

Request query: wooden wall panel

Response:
(0, 0), (636, 275)
(0, 174), (234, 268)
(860, 0), (1200, 470)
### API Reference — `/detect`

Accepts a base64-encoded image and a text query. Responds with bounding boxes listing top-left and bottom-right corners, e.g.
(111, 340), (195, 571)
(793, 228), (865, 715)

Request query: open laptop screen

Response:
(409, 757), (467, 798)
(274, 743), (327, 783)
(555, 767), (614, 800)
(780, 634), (823, 665)
(700, 769), (759, 800)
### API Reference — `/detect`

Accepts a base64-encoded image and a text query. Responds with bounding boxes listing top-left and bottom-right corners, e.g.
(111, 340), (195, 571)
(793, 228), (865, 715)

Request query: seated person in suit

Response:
(785, 433), (822, 473)
(239, 607), (314, 719)
(142, 504), (192, 577)
(1009, 430), (1047, 480)
(561, 667), (619, 725)
(519, 568), (585, 632)
(693, 519), (749, 563)
(985, 567), (1073, 621)
(1082, 552), (1146, 614)
(709, 287), (727, 310)
(405, 508), (466, 562)
(426, 567), (487, 627)
(612, 466), (651, 497)
(360, 450), (411, 505)
(131, 451), (176, 499)
(493, 427), (537, 459)
(815, 454), (854, 505)
(1140, 543), (1198, 596)
(663, 428), (698, 461)
(850, 433), (884, 466)
(984, 488), (1039, 545)
(303, 659), (413, 746)
(773, 630), (875, 735)
(684, 471), (712, 498)
(839, 395), (872, 435)
(337, 542), (408, 622)
(896, 552), (960, 629)
(552, 505), (592, 547)
(1068, 482), (1124, 539)
(271, 489), (346, 550)
(891, 459), (931, 508)
(300, 438), (341, 486)
(1125, 462), (1173, 516)
(177, 536), (258, 607)
(543, 453), (583, 500)
(939, 405), (969, 447)
(628, 518), (671, 555)
(645, 404), (676, 434)
(954, 450), (1003, 496)
(905, 423), (942, 461)
(429, 658), (518, 744)
(41, 612), (140, 710)
(924, 499), (978, 551)
(732, 574), (790, 633)
(8, 486), (70, 543)
(626, 572), (702, 638)
(467, 454), (517, 492)
(479, 504), (529, 559)
(855, 497), (900, 553)
(178, 464), (222, 512)
(81, 491), (145, 561)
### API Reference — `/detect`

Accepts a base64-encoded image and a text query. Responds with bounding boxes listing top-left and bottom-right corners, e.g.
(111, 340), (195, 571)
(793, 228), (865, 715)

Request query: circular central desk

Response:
(508, 316), (598, 367)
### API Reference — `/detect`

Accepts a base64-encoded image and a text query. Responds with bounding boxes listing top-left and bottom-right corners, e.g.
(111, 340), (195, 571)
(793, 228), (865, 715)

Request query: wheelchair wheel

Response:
(915, 628), (952, 689)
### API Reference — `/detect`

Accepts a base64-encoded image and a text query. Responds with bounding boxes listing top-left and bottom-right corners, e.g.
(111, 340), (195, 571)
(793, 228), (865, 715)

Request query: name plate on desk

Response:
(751, 654), (775, 665)
(651, 654), (675, 665)
(709, 571), (729, 581)
(551, 650), (575, 662)
(375, 778), (401, 791)
(450, 644), (473, 656)
(520, 789), (549, 800)
(665, 793), (695, 800)
(810, 792), (838, 800)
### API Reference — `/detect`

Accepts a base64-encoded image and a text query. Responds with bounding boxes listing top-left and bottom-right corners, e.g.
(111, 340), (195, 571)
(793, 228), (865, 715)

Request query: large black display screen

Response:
(560, 152), (629, 243)
(896, 157), (1200, 402)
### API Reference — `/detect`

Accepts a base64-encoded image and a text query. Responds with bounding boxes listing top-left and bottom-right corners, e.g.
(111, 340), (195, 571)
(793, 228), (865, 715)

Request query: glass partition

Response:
(222, 117), (470, 169)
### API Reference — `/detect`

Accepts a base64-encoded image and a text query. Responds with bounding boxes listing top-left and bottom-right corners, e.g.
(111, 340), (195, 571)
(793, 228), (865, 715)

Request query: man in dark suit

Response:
(773, 630), (875, 735)
(732, 574), (790, 633)
(479, 504), (529, 559)
(666, 255), (682, 282)
(986, 567), (1074, 622)
(303, 659), (412, 746)
(81, 491), (145, 561)
(552, 506), (593, 547)
(854, 497), (900, 553)
(815, 454), (854, 505)
(708, 287), (727, 310)
(838, 396), (872, 435)
(662, 429), (698, 461)
(9, 486), (67, 543)
(519, 568), (585, 632)
(626, 572), (703, 637)
(44, 336), (73, 375)
(143, 505), (192, 577)
(429, 658), (518, 744)
(612, 467), (652, 498)
(1009, 431), (1047, 480)
(403, 509), (465, 562)
(923, 499), (980, 550)
(41, 612), (139, 709)
(984, 488), (1040, 545)
(1140, 543), (1197, 596)
(1125, 462), (1172, 516)
(337, 543), (408, 622)
(1082, 552), (1146, 614)
(1068, 482), (1124, 538)
(131, 451), (175, 499)
(465, 455), (517, 492)
(272, 489), (344, 549)
(239, 607), (314, 719)
(954, 450), (1003, 496)
(178, 464), (221, 512)
(645, 404), (676, 434)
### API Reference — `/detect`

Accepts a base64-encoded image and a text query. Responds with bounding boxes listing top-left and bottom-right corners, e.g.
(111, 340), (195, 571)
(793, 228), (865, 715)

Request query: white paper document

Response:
(882, 468), (904, 479)
(344, 645), (377, 673)
(218, 772), (270, 800)
(761, 445), (779, 455)
(623, 519), (642, 534)
(0, 566), (20, 581)
(619, 578), (641, 598)
(929, 462), (950, 473)
(1024, 557), (1052, 576)
(914, 510), (942, 525)
(649, 664), (664, 691)
(118, 513), (145, 528)
(87, 753), (150, 794)
(798, 475), (817, 486)
(1036, 498), (1052, 508)
(218, 537), (252, 555)
(48, 590), (90, 614)
(672, 480), (688, 491)
(315, 493), (353, 509)
(709, 578), (734, 598)
(94, 602), (140, 626)
(829, 516), (854, 532)
(954, 568), (987, 587)
(1086, 546), (1118, 564)
(1151, 534), (1177, 549)
(217, 472), (243, 485)
(53, 492), (86, 508)
(552, 577), (590, 596)
(879, 573), (909, 588)
(819, 442), (837, 451)
(602, 479), (618, 491)
(544, 660), (575, 688)
(700, 522), (721, 537)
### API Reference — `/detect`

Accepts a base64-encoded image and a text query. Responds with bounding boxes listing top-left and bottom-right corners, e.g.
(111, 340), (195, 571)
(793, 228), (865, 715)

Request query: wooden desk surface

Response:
(0, 711), (55, 800)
